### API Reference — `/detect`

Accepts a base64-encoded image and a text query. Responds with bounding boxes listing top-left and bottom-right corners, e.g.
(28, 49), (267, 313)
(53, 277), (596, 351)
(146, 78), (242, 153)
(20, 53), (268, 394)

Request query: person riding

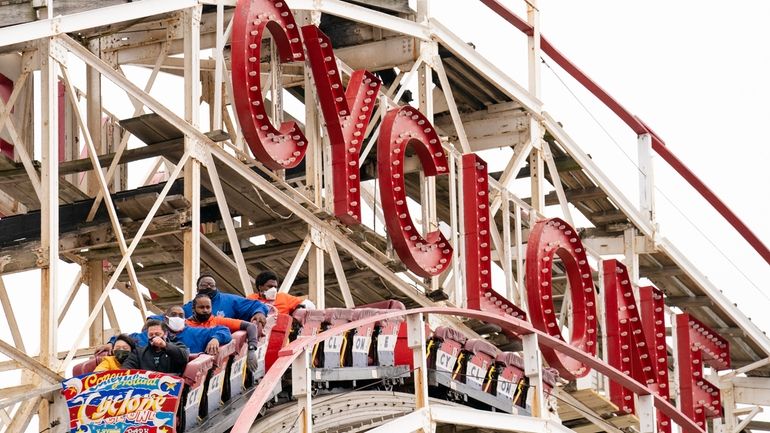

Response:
(182, 273), (268, 325)
(94, 333), (136, 372)
(186, 293), (260, 371)
(163, 305), (231, 355)
(121, 319), (189, 375)
(247, 271), (315, 314)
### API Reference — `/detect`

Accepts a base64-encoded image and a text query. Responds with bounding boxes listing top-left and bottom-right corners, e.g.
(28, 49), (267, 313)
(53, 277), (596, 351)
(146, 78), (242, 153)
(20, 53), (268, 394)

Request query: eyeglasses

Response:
(167, 311), (185, 318)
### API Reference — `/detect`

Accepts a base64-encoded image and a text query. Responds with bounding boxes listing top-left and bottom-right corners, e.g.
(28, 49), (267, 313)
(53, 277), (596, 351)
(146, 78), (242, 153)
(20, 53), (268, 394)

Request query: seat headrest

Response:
(432, 326), (468, 345)
(356, 300), (406, 310)
(351, 308), (383, 321)
(323, 308), (354, 322)
(495, 351), (524, 369)
(292, 308), (326, 323)
(463, 339), (499, 358)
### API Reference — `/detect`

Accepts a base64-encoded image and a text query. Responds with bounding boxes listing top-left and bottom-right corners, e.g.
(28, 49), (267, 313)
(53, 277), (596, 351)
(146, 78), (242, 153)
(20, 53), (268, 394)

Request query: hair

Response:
(196, 272), (216, 287)
(255, 271), (278, 288)
(164, 305), (184, 316)
(112, 333), (137, 352)
(192, 293), (211, 308)
(143, 319), (163, 332)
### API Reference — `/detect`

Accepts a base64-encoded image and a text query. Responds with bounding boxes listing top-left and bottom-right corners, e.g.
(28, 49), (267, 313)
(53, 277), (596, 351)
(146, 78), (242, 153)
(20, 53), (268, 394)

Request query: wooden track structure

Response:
(0, 1), (768, 432)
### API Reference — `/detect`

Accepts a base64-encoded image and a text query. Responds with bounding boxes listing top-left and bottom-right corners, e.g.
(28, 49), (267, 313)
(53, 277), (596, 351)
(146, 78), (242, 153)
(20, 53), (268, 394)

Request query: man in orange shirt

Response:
(247, 271), (315, 315)
(186, 293), (259, 371)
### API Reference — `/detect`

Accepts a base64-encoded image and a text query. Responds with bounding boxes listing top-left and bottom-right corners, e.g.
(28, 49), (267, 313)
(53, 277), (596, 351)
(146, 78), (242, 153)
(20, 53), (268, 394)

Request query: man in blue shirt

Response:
(164, 305), (232, 355)
(182, 273), (268, 325)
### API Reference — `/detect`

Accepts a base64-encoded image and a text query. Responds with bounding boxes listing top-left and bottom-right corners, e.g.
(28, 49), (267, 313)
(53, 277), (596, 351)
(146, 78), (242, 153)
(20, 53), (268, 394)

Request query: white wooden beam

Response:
(39, 38), (59, 375)
(59, 151), (191, 370)
(0, 0), (199, 46)
(366, 408), (429, 433)
(204, 150), (253, 295)
(326, 238), (355, 308)
(0, 276), (24, 351)
(280, 235), (313, 294)
(59, 66), (148, 320)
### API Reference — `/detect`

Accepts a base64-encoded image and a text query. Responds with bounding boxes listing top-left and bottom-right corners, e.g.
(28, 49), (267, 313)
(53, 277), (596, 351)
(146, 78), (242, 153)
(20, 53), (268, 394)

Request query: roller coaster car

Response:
(303, 303), (411, 388)
(425, 326), (558, 415)
(70, 302), (560, 432)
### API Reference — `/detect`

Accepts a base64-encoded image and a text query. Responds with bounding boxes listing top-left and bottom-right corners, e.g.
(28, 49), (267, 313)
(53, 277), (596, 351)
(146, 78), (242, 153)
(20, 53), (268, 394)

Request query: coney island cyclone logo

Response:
(61, 370), (183, 433)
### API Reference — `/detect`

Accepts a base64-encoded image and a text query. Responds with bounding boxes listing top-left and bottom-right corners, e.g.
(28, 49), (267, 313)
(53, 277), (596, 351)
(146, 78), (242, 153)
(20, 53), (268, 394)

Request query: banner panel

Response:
(61, 369), (183, 433)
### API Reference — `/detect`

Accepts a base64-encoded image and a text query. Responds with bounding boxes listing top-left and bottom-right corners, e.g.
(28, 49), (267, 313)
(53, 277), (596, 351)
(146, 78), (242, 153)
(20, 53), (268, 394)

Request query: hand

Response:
(247, 348), (259, 372)
(151, 336), (167, 349)
(250, 312), (266, 326)
(205, 339), (220, 356)
(95, 344), (113, 356)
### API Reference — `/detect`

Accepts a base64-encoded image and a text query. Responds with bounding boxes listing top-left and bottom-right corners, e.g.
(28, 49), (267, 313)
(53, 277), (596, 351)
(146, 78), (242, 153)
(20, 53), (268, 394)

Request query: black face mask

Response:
(195, 312), (211, 322)
(114, 350), (130, 363)
(198, 289), (216, 299)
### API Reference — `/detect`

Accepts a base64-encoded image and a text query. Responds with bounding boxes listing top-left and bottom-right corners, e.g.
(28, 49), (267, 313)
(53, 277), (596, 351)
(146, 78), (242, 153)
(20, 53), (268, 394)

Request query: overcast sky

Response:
(3, 1), (770, 430)
(431, 0), (770, 330)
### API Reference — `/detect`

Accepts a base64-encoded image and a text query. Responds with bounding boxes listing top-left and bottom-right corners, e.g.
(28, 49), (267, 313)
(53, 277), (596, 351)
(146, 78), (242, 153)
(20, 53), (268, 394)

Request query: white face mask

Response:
(167, 316), (185, 332)
(263, 287), (277, 301)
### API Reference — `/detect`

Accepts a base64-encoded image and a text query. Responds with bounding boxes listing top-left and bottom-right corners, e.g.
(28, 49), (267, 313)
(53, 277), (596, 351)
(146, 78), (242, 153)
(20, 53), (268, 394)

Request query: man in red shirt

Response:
(186, 293), (259, 371)
(247, 271), (315, 314)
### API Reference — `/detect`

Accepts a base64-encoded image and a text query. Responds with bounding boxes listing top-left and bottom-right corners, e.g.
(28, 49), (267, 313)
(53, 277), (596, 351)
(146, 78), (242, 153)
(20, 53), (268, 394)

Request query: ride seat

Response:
(433, 327), (468, 345)
(292, 309), (326, 337)
(180, 353), (214, 430)
(462, 339), (498, 390)
(265, 313), (293, 373)
(72, 355), (103, 376)
(495, 351), (526, 404)
(495, 351), (525, 370)
(202, 341), (236, 417)
(321, 309), (355, 368)
(227, 330), (249, 399)
(350, 309), (382, 367)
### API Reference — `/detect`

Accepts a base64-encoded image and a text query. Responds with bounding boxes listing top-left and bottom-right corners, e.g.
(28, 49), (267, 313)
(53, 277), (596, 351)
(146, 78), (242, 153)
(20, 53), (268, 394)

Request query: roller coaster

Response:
(0, 1), (768, 433)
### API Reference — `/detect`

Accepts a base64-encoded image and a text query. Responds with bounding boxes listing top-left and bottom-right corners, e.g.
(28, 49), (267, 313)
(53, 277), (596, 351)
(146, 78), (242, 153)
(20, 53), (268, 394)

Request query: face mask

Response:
(263, 287), (277, 301)
(114, 350), (130, 363)
(167, 316), (185, 332)
(195, 312), (211, 322)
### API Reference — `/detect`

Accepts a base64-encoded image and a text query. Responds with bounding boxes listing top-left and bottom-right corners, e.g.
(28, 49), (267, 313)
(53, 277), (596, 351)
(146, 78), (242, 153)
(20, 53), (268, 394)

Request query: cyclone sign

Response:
(61, 370), (183, 433)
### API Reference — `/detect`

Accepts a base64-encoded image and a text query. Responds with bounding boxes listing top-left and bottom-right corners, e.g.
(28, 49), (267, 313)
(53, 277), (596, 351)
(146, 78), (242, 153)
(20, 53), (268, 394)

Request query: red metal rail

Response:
(479, 0), (770, 267)
(231, 307), (705, 433)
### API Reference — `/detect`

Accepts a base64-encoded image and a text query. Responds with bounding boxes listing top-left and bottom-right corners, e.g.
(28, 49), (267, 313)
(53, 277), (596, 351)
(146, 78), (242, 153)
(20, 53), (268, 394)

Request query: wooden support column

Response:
(526, 0), (545, 217)
(638, 133), (655, 224)
(297, 10), (325, 308)
(529, 148), (545, 215)
(85, 39), (103, 197)
(624, 227), (639, 284)
(418, 32), (439, 294)
(408, 313), (430, 413)
(39, 37), (58, 371)
(292, 349), (313, 433)
(84, 260), (105, 346)
(522, 333), (545, 418)
(183, 5), (202, 301)
(308, 229), (325, 309)
(38, 33), (59, 433)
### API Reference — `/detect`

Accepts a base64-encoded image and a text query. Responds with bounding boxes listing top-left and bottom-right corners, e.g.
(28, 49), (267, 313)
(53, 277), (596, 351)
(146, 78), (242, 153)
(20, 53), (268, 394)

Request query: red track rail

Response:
(479, 0), (770, 267)
(231, 307), (705, 433)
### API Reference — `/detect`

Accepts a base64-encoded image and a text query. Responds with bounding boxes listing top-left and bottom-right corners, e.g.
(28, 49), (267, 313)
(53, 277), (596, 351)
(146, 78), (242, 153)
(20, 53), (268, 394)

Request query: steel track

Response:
(248, 390), (463, 433)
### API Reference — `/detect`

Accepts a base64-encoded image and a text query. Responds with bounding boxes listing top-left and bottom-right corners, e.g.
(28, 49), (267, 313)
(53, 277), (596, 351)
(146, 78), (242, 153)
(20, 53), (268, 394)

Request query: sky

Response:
(430, 0), (770, 327)
(3, 1), (770, 431)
